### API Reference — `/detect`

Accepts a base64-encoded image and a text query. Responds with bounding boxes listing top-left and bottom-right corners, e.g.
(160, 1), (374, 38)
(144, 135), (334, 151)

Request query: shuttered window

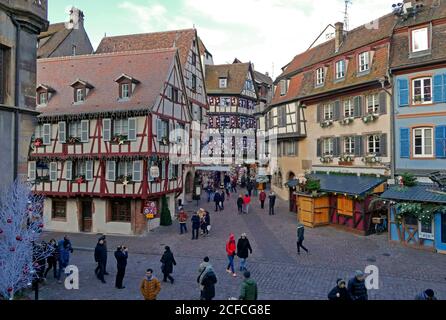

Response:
(103, 119), (111, 141)
(43, 124), (51, 145)
(128, 118), (137, 141)
(85, 160), (93, 181)
(80, 120), (89, 143)
(28, 161), (36, 181)
(133, 161), (142, 182)
(433, 74), (446, 103)
(398, 79), (409, 107)
(58, 122), (66, 143)
(400, 128), (410, 158)
(106, 161), (116, 181)
(65, 160), (73, 180)
(435, 126), (446, 158)
(49, 162), (58, 182)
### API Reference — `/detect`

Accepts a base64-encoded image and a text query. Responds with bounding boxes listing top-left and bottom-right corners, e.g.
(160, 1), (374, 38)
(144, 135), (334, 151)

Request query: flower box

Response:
(320, 120), (334, 128)
(67, 136), (81, 144)
(320, 155), (333, 163)
(75, 175), (85, 184)
(362, 113), (379, 124)
(362, 154), (381, 164)
(340, 117), (354, 125)
(160, 137), (170, 145)
(117, 175), (133, 184)
(36, 175), (50, 183)
(111, 135), (128, 145)
(339, 154), (355, 163)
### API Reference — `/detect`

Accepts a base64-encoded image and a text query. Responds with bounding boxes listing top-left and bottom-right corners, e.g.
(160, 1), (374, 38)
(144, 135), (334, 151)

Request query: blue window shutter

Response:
(400, 128), (410, 158)
(444, 73), (446, 102)
(433, 74), (444, 103)
(435, 126), (446, 158)
(398, 79), (409, 107)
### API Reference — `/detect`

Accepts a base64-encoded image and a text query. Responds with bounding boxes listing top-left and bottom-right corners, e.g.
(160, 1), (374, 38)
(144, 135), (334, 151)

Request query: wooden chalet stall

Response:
(29, 49), (192, 235)
(296, 174), (387, 235)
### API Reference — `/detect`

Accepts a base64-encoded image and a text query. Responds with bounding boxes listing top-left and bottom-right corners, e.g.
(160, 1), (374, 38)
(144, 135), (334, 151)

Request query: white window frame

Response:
(128, 118), (137, 141)
(358, 52), (370, 72)
(219, 78), (227, 89)
(367, 94), (379, 114)
(39, 92), (47, 105)
(323, 138), (333, 155)
(344, 99), (353, 118)
(323, 104), (334, 120)
(58, 122), (66, 143)
(133, 161), (142, 182)
(43, 123), (51, 145)
(280, 79), (288, 95)
(418, 219), (434, 240)
(85, 160), (93, 181)
(368, 135), (380, 154)
(121, 83), (130, 99)
(344, 136), (355, 155)
(28, 161), (36, 181)
(412, 77), (432, 104)
(411, 27), (429, 53)
(76, 88), (85, 102)
(118, 161), (133, 178)
(286, 142), (296, 156)
(413, 127), (433, 158)
(80, 120), (89, 143)
(114, 118), (129, 136)
(316, 68), (325, 86)
(103, 119), (111, 141)
(335, 60), (345, 79)
(49, 162), (57, 182)
(69, 121), (81, 138)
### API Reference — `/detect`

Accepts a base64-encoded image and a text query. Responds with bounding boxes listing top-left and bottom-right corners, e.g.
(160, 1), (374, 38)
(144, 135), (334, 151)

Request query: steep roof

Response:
(37, 49), (177, 117)
(205, 63), (252, 95)
(96, 28), (196, 71)
(37, 22), (72, 58)
(254, 70), (273, 85)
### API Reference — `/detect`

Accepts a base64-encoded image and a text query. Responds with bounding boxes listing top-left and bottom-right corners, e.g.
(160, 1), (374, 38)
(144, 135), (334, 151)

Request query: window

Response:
(157, 119), (169, 141)
(323, 104), (334, 120)
(69, 121), (82, 138)
(280, 79), (288, 95)
(412, 27), (429, 53)
(38, 92), (47, 105)
(75, 88), (85, 102)
(114, 119), (129, 136)
(192, 74), (197, 91)
(358, 52), (370, 72)
(219, 78), (227, 88)
(344, 136), (355, 154)
(173, 88), (179, 103)
(413, 127), (433, 158)
(191, 53), (197, 66)
(118, 161), (133, 178)
(72, 45), (76, 56)
(286, 142), (296, 156)
(335, 60), (345, 79)
(121, 83), (130, 99)
(412, 77), (432, 104)
(75, 160), (86, 177)
(367, 94), (379, 114)
(368, 135), (380, 154)
(316, 68), (325, 86)
(219, 97), (231, 107)
(344, 99), (353, 118)
(52, 200), (67, 220)
(419, 220), (434, 240)
(245, 79), (254, 91)
(0, 46), (10, 105)
(111, 199), (131, 222)
(323, 138), (333, 155)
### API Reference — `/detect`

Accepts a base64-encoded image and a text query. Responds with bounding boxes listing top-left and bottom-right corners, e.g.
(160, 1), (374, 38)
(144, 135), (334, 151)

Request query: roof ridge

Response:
(101, 28), (195, 40)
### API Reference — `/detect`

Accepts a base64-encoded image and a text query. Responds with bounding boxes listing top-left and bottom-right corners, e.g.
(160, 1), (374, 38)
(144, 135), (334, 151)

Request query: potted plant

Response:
(320, 155), (334, 163)
(67, 136), (81, 144)
(339, 154), (354, 164)
(305, 178), (321, 196)
(320, 119), (334, 128)
(75, 175), (85, 184)
(362, 154), (381, 164)
(340, 117), (354, 125)
(112, 134), (128, 145)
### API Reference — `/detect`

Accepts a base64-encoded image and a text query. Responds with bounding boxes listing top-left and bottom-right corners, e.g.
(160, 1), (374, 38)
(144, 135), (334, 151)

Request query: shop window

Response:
(111, 199), (131, 222)
(52, 200), (67, 220)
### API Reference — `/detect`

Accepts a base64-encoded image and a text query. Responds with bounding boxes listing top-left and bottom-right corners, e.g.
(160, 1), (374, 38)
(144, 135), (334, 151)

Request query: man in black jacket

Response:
(114, 245), (128, 289)
(94, 238), (107, 283)
(268, 192), (276, 215)
(237, 233), (253, 272)
(191, 212), (201, 240)
(348, 271), (368, 300)
(297, 223), (309, 254)
(328, 279), (351, 301)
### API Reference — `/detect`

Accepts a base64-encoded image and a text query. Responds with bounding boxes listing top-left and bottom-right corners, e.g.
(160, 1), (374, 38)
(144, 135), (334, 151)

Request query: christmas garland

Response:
(395, 202), (446, 225)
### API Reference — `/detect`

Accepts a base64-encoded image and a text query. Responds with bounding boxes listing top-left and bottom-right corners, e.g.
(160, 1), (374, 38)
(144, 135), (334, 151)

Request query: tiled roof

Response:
(38, 23), (73, 58)
(390, 0), (446, 69)
(37, 49), (177, 117)
(254, 71), (273, 85)
(95, 29), (196, 72)
(205, 63), (252, 95)
(381, 183), (446, 204)
(308, 174), (386, 196)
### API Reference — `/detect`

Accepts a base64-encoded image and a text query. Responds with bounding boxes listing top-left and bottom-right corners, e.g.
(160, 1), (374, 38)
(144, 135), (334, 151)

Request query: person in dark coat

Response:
(328, 279), (352, 301)
(259, 190), (267, 209)
(114, 245), (128, 289)
(247, 180), (253, 196)
(268, 192), (276, 215)
(237, 194), (244, 214)
(94, 238), (107, 283)
(191, 212), (201, 240)
(415, 289), (437, 300)
(220, 190), (225, 210)
(237, 233), (253, 272)
(204, 211), (211, 235)
(348, 271), (368, 301)
(214, 192), (221, 212)
(44, 238), (58, 280)
(200, 265), (218, 301)
(160, 246), (177, 284)
(57, 236), (73, 283)
(297, 223), (309, 254)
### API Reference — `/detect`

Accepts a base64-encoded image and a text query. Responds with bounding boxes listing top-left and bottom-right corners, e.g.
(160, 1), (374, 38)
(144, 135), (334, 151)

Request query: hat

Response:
(355, 270), (364, 278)
(241, 233), (247, 237)
(203, 256), (209, 262)
(337, 278), (346, 286)
(425, 289), (435, 298)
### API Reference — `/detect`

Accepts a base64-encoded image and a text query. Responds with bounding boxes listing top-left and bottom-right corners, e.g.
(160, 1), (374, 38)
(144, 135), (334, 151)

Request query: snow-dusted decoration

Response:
(0, 180), (50, 300)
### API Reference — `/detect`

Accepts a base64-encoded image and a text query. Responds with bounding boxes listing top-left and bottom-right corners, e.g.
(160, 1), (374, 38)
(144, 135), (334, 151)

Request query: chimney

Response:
(67, 7), (84, 29)
(335, 22), (344, 52)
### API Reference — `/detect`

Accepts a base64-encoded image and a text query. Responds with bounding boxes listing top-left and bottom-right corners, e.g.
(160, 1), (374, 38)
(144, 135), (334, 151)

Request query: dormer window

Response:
(70, 79), (94, 104)
(36, 84), (55, 106)
(76, 88), (85, 102)
(358, 52), (370, 73)
(114, 74), (140, 100)
(411, 27), (429, 53)
(39, 92), (47, 105)
(279, 79), (288, 96)
(335, 60), (345, 79)
(316, 68), (325, 86)
(219, 78), (227, 88)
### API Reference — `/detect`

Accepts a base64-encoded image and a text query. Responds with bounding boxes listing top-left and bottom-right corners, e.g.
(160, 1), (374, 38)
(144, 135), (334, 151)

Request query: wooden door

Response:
(298, 196), (314, 226)
(81, 200), (92, 232)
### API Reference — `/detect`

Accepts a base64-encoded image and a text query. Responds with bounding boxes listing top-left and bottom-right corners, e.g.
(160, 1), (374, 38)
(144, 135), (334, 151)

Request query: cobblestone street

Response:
(38, 190), (446, 300)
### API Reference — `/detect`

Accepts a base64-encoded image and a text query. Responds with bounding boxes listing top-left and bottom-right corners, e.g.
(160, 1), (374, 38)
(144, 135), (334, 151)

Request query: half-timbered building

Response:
(30, 49), (191, 235)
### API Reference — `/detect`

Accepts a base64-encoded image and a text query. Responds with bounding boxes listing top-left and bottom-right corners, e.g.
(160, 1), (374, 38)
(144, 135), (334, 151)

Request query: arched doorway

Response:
(288, 171), (296, 212)
(185, 172), (193, 202)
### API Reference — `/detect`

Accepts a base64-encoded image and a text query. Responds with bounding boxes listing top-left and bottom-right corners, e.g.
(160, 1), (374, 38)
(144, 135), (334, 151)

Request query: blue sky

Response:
(48, 0), (395, 77)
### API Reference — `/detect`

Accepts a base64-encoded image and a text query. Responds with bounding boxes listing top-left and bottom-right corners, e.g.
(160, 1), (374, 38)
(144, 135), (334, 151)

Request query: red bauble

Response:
(7, 287), (13, 293)
(7, 218), (12, 223)
(38, 223), (44, 228)
(16, 235), (23, 241)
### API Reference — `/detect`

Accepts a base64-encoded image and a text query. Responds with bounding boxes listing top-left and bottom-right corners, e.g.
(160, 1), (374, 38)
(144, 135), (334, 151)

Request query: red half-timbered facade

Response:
(29, 49), (191, 235)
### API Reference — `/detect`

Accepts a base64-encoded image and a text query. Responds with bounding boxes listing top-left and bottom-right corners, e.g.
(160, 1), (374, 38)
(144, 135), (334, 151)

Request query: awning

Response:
(381, 183), (446, 204)
(195, 166), (231, 172)
(286, 179), (299, 188)
(308, 174), (386, 196)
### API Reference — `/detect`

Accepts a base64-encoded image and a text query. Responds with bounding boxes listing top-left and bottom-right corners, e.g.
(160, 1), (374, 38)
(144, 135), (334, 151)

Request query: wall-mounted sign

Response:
(143, 201), (157, 219)
(150, 166), (160, 179)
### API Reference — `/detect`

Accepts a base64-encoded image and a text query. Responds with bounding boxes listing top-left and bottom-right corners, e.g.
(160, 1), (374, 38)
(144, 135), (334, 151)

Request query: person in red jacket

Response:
(259, 190), (266, 209)
(243, 194), (251, 214)
(225, 234), (237, 277)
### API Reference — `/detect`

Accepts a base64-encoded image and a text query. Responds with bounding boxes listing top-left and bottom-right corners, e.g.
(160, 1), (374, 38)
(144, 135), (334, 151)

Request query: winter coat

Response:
(204, 213), (210, 226)
(226, 235), (236, 256)
(160, 249), (176, 274)
(220, 192), (225, 202)
(415, 292), (437, 300)
(140, 277), (161, 300)
(259, 191), (266, 202)
(297, 225), (305, 241)
(269, 194), (276, 207)
(94, 243), (107, 263)
(114, 250), (128, 268)
(237, 197), (244, 207)
(191, 215), (201, 229)
(214, 193), (221, 203)
(178, 211), (188, 223)
(237, 238), (252, 259)
(348, 277), (368, 301)
(243, 196), (251, 205)
(239, 279), (258, 300)
(58, 240), (71, 268)
(328, 286), (352, 301)
(200, 267), (217, 300)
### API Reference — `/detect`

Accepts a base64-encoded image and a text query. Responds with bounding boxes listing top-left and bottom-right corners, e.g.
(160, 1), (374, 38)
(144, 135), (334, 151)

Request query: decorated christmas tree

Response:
(0, 180), (51, 300)
(159, 195), (172, 226)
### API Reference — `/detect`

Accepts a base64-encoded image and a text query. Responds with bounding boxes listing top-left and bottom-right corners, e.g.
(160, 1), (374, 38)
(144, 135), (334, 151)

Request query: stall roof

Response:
(309, 174), (386, 196)
(196, 166), (231, 172)
(381, 184), (446, 204)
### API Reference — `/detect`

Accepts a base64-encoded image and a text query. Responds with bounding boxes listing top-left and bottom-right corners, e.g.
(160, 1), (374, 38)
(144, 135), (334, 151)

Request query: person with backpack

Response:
(199, 264), (218, 301)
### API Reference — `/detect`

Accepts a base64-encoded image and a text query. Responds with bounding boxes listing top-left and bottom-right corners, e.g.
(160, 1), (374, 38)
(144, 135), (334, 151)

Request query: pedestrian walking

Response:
(259, 190), (266, 209)
(237, 194), (244, 214)
(239, 271), (258, 301)
(237, 233), (252, 272)
(268, 192), (276, 215)
(296, 223), (309, 254)
(415, 289), (437, 300)
(99, 235), (109, 275)
(214, 191), (221, 212)
(226, 234), (237, 277)
(160, 246), (176, 284)
(220, 189), (225, 210)
(43, 238), (58, 280)
(191, 211), (200, 240)
(56, 236), (73, 284)
(204, 210), (211, 235)
(247, 180), (253, 197)
(177, 207), (188, 234)
(243, 194), (251, 214)
(140, 269), (161, 300)
(94, 238), (107, 283)
(199, 264), (218, 301)
(328, 279), (351, 301)
(114, 245), (128, 289)
(231, 179), (237, 193)
(198, 256), (210, 276)
(348, 270), (368, 301)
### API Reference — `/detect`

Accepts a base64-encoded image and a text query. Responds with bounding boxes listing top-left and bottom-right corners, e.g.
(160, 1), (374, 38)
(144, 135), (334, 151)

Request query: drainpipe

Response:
(9, 14), (21, 180)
